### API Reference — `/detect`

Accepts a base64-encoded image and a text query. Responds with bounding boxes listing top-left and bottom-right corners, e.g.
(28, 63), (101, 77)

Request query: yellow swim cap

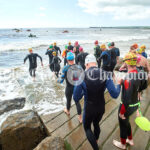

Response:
(54, 42), (57, 46)
(136, 48), (143, 54)
(140, 45), (146, 52)
(52, 51), (57, 56)
(100, 44), (106, 49)
(123, 52), (137, 66)
(28, 48), (33, 52)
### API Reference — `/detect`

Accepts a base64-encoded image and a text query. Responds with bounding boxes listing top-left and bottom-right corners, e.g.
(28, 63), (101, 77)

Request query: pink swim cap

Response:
(79, 47), (83, 52)
(137, 55), (141, 63)
(75, 41), (79, 46)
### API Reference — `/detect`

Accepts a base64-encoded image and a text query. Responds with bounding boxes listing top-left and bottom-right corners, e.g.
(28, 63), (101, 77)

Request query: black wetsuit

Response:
(51, 56), (62, 77)
(68, 45), (74, 51)
(60, 65), (82, 115)
(24, 53), (42, 77)
(74, 45), (80, 64)
(74, 67), (121, 150)
(119, 70), (147, 144)
(45, 49), (57, 71)
(109, 48), (118, 72)
(94, 45), (102, 68)
(76, 52), (88, 70)
(54, 46), (61, 55)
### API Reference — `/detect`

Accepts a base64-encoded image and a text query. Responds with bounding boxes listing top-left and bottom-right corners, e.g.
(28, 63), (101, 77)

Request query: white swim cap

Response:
(85, 54), (96, 64)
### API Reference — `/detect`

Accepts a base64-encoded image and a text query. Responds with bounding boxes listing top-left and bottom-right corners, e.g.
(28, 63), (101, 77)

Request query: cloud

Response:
(78, 0), (150, 20)
(39, 13), (46, 17)
(39, 7), (46, 11)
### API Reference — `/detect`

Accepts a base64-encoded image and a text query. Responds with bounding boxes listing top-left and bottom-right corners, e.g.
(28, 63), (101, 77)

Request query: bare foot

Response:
(78, 115), (82, 123)
(126, 139), (134, 146)
(64, 108), (70, 115)
(113, 140), (126, 150)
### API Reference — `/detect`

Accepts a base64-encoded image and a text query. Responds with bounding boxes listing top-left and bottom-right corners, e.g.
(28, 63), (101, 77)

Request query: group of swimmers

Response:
(24, 41), (149, 150)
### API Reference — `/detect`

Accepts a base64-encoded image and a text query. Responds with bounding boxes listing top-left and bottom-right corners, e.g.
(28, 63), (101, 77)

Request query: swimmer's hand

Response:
(119, 113), (126, 120)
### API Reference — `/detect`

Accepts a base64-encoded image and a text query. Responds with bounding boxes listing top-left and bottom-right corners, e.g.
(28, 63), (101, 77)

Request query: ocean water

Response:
(0, 27), (150, 127)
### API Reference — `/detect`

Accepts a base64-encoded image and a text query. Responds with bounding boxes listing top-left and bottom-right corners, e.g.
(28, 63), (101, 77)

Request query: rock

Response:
(0, 110), (47, 150)
(26, 29), (31, 32)
(0, 97), (25, 115)
(62, 30), (69, 33)
(12, 28), (21, 32)
(34, 136), (65, 150)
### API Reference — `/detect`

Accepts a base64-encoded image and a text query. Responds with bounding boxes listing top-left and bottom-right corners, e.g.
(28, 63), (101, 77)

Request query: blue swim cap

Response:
(67, 52), (74, 60)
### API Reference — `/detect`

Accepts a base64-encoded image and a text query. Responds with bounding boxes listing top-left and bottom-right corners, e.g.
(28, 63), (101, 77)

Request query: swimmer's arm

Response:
(73, 82), (85, 103)
(24, 55), (29, 64)
(59, 66), (68, 83)
(37, 54), (43, 63)
(106, 78), (121, 99)
(119, 62), (127, 71)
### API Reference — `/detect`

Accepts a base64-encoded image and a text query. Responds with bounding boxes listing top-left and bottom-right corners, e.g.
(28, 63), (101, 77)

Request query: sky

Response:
(0, 0), (150, 28)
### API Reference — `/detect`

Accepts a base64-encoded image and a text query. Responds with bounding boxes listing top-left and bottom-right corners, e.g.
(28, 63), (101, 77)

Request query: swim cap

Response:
(95, 40), (98, 45)
(100, 44), (106, 49)
(28, 48), (33, 52)
(75, 41), (79, 46)
(49, 45), (53, 49)
(136, 48), (143, 54)
(140, 45), (146, 52)
(65, 45), (68, 49)
(79, 47), (83, 52)
(68, 42), (71, 45)
(54, 42), (57, 46)
(137, 55), (141, 63)
(131, 43), (138, 50)
(123, 52), (137, 66)
(85, 54), (96, 64)
(108, 42), (112, 47)
(67, 52), (74, 61)
(52, 51), (57, 56)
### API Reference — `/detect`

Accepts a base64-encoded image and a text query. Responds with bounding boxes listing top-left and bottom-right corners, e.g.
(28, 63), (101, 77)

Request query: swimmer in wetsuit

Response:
(24, 48), (43, 80)
(51, 51), (62, 78)
(58, 52), (82, 123)
(53, 42), (61, 55)
(73, 54), (121, 150)
(62, 45), (69, 66)
(94, 40), (102, 68)
(76, 47), (88, 70)
(113, 52), (148, 150)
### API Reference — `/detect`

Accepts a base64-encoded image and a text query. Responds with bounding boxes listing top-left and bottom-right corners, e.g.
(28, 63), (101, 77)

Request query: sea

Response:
(0, 27), (150, 128)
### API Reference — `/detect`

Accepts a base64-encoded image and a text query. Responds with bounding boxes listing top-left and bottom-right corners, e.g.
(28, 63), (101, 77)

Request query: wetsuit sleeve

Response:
(73, 82), (86, 103)
(37, 54), (43, 62)
(58, 47), (61, 54)
(59, 66), (68, 83)
(24, 55), (29, 63)
(59, 57), (62, 63)
(106, 78), (121, 98)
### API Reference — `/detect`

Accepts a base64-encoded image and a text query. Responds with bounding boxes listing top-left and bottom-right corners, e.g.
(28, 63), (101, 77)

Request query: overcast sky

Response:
(0, 0), (150, 28)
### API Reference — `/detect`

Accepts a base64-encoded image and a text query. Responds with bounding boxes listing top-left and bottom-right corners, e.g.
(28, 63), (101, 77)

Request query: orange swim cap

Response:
(131, 43), (138, 50)
(100, 44), (106, 49)
(28, 48), (33, 52)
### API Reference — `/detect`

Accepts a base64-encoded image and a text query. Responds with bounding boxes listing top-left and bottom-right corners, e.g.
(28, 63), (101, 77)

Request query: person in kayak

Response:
(24, 48), (43, 79)
(140, 45), (148, 58)
(62, 45), (69, 66)
(68, 42), (74, 51)
(58, 52), (82, 123)
(113, 52), (148, 149)
(73, 54), (121, 150)
(94, 40), (102, 68)
(54, 42), (61, 55)
(51, 51), (61, 78)
(76, 47), (88, 70)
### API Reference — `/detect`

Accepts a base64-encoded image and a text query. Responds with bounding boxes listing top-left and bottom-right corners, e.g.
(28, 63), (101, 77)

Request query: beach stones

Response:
(0, 110), (47, 150)
(34, 136), (65, 150)
(0, 97), (25, 115)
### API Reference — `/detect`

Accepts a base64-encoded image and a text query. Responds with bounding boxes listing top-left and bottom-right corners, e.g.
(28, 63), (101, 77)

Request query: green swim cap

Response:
(49, 45), (53, 49)
(108, 42), (112, 47)
(65, 45), (68, 49)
